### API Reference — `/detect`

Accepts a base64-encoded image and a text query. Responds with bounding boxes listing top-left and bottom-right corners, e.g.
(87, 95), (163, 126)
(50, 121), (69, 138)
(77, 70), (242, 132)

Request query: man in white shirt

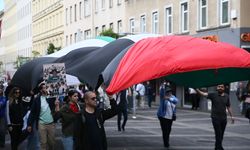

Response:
(189, 88), (199, 110)
(135, 83), (145, 109)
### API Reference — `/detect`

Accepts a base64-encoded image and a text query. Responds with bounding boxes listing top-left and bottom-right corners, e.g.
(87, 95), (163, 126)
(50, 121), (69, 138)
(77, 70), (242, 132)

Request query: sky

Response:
(0, 0), (4, 11)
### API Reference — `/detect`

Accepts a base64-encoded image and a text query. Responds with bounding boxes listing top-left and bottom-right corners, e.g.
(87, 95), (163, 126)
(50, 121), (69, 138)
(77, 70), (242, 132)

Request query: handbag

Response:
(170, 102), (177, 121)
(172, 113), (176, 121)
(135, 92), (141, 100)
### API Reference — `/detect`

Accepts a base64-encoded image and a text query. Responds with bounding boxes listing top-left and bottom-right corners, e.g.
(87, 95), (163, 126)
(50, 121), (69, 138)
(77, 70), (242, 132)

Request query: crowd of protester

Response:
(0, 79), (249, 150)
(0, 80), (123, 150)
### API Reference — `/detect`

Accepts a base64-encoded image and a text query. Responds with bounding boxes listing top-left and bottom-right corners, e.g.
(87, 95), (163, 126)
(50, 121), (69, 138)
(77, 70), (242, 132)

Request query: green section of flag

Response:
(96, 36), (115, 42)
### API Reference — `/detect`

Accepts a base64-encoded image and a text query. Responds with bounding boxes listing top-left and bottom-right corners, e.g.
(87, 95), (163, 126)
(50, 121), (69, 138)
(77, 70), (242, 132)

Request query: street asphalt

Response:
(1, 105), (250, 150)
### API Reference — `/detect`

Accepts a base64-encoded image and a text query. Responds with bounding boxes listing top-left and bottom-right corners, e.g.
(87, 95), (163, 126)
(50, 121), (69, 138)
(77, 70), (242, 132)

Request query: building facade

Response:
(0, 0), (33, 76)
(0, 11), (4, 55)
(16, 0), (32, 58)
(0, 11), (4, 76)
(0, 0), (18, 76)
(64, 0), (126, 46)
(32, 0), (64, 55)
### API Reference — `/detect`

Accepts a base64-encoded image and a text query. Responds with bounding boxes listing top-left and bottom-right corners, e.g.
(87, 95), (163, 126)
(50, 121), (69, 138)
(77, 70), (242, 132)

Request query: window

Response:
(110, 23), (113, 30)
(74, 33), (77, 43)
(95, 27), (99, 37)
(95, 0), (99, 12)
(79, 2), (82, 20)
(140, 15), (146, 33)
(70, 34), (72, 44)
(109, 0), (113, 8)
(220, 0), (229, 25)
(181, 2), (189, 32)
(102, 25), (106, 31)
(165, 6), (173, 34)
(70, 6), (72, 23)
(129, 18), (135, 33)
(102, 0), (105, 10)
(74, 4), (77, 22)
(65, 8), (68, 25)
(117, 0), (121, 5)
(117, 20), (122, 33)
(84, 29), (91, 39)
(199, 0), (207, 29)
(80, 31), (83, 40)
(66, 36), (68, 46)
(84, 0), (90, 17)
(152, 11), (159, 34)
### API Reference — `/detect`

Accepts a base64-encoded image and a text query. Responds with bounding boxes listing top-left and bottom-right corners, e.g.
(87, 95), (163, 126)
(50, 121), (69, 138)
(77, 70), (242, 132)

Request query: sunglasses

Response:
(90, 97), (97, 101)
(15, 91), (20, 94)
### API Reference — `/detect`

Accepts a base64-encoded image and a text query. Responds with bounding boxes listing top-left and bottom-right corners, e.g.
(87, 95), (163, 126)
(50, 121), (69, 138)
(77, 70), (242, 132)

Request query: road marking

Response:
(109, 146), (250, 150)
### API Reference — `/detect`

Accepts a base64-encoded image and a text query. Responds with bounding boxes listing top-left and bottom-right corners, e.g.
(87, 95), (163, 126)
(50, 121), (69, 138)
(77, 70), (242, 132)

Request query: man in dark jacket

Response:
(74, 91), (119, 150)
(27, 83), (57, 150)
(117, 89), (128, 131)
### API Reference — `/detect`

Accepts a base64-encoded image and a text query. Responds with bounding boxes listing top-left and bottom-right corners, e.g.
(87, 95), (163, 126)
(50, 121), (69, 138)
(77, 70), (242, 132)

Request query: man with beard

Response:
(27, 83), (57, 150)
(196, 84), (234, 150)
(74, 91), (119, 150)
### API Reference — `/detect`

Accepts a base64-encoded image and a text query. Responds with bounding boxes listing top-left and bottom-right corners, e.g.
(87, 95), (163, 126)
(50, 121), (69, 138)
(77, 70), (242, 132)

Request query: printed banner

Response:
(43, 63), (67, 97)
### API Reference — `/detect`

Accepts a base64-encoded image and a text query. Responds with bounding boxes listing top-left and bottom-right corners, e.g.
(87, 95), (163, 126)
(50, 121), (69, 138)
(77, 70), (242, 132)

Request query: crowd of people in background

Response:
(0, 79), (129, 150)
(236, 81), (250, 122)
(0, 78), (157, 149)
(0, 79), (249, 150)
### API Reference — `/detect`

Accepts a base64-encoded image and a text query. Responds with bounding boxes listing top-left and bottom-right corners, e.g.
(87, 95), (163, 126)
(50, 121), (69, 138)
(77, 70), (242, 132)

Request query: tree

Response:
(14, 56), (30, 69)
(32, 50), (41, 58)
(100, 28), (119, 39)
(47, 43), (56, 54)
(47, 43), (62, 54)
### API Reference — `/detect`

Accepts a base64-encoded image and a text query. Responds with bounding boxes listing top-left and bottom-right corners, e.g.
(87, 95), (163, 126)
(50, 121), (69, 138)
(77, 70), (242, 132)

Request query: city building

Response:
(0, 0), (33, 76)
(16, 0), (33, 61)
(0, 11), (4, 55)
(64, 0), (125, 46)
(32, 0), (64, 55)
(0, 11), (4, 76)
(0, 0), (18, 76)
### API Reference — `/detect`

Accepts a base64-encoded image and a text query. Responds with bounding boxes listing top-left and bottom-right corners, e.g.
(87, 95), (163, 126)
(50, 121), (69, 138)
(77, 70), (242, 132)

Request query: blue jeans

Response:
(26, 123), (40, 150)
(62, 135), (73, 150)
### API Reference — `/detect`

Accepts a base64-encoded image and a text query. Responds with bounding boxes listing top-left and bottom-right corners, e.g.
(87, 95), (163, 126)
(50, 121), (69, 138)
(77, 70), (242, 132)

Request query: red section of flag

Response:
(106, 35), (250, 94)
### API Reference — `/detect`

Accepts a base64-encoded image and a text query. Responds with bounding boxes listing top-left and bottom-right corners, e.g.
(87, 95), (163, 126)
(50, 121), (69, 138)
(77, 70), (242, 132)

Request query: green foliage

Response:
(100, 28), (119, 39)
(14, 56), (30, 69)
(32, 50), (41, 58)
(47, 43), (56, 54)
(56, 46), (61, 51)
(47, 43), (61, 54)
